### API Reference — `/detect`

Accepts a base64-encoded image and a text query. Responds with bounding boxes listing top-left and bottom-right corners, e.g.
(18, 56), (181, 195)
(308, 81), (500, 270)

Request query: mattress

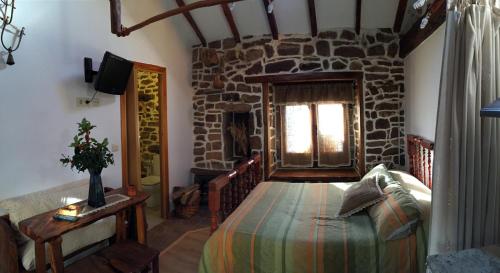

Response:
(199, 174), (430, 273)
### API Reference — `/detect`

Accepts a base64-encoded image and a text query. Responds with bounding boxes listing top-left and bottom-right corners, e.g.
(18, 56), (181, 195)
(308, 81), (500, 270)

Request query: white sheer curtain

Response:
(430, 0), (500, 254)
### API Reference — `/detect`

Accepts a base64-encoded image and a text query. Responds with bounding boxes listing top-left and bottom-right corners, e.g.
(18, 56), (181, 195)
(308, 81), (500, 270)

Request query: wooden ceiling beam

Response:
(109, 0), (245, 37)
(393, 0), (408, 33)
(246, 72), (363, 84)
(175, 0), (207, 47)
(221, 4), (241, 43)
(307, 0), (318, 37)
(355, 0), (362, 34)
(399, 0), (446, 58)
(261, 0), (279, 40)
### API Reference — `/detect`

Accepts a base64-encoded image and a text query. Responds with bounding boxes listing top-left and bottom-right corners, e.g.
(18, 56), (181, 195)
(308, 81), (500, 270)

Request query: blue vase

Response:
(88, 169), (106, 208)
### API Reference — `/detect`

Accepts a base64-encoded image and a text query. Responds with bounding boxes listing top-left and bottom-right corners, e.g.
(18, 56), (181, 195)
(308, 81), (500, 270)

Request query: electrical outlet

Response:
(90, 98), (100, 106)
(76, 97), (100, 107)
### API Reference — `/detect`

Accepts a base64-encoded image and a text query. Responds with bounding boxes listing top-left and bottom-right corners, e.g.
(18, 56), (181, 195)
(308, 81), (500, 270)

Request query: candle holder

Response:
(1, 0), (26, 66)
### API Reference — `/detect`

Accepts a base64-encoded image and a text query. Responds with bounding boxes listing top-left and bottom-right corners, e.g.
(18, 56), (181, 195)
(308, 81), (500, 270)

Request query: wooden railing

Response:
(208, 154), (261, 233)
(407, 135), (434, 189)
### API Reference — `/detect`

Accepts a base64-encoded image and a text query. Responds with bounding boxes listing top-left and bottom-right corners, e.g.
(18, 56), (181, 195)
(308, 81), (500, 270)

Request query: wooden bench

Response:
(65, 241), (159, 273)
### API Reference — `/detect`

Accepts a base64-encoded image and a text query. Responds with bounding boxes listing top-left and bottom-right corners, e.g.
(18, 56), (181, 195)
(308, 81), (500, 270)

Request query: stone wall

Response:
(192, 28), (406, 171)
(138, 71), (160, 177)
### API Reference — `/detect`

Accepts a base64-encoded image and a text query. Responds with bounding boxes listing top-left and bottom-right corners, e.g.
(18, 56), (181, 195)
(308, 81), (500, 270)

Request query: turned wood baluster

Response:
(248, 164), (254, 189)
(220, 187), (226, 220)
(423, 148), (428, 188)
(226, 183), (233, 216)
(408, 139), (414, 176)
(246, 169), (252, 195)
(411, 150), (416, 180)
(428, 150), (433, 189)
(250, 164), (255, 188)
(255, 159), (261, 185)
(238, 172), (245, 202)
(248, 165), (254, 194)
(232, 177), (239, 210)
(416, 143), (422, 182)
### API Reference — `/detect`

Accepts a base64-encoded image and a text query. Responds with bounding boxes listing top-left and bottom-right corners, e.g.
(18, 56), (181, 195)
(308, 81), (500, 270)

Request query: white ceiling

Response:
(167, 0), (413, 45)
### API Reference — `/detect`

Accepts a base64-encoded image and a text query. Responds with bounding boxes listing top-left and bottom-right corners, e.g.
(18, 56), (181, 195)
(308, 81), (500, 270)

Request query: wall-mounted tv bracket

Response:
(83, 57), (98, 104)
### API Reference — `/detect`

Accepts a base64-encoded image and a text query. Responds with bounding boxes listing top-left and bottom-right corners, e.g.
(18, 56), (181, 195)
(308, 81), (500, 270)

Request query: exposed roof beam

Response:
(307, 0), (318, 37)
(393, 0), (408, 33)
(355, 0), (362, 34)
(399, 0), (446, 58)
(176, 0), (207, 47)
(109, 0), (245, 37)
(261, 0), (279, 40)
(221, 4), (241, 43)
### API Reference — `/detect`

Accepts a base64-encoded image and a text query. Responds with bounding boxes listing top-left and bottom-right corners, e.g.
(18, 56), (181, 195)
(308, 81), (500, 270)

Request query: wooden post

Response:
(34, 242), (46, 273)
(48, 237), (64, 273)
(135, 203), (147, 245)
(262, 83), (270, 180)
(116, 210), (127, 242)
(209, 181), (221, 233)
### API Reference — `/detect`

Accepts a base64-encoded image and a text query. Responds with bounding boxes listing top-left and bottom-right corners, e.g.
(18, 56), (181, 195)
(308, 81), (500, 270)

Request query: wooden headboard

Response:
(407, 135), (434, 189)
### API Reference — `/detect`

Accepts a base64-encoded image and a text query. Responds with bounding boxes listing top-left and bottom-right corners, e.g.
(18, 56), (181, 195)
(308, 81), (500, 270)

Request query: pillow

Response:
(367, 185), (422, 241)
(362, 164), (397, 189)
(337, 176), (386, 218)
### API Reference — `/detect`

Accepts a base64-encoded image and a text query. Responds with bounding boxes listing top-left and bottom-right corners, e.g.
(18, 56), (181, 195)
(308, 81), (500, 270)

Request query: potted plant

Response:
(60, 118), (114, 208)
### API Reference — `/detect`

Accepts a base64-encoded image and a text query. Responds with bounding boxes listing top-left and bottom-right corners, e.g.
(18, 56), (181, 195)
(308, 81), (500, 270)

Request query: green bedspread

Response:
(199, 182), (428, 273)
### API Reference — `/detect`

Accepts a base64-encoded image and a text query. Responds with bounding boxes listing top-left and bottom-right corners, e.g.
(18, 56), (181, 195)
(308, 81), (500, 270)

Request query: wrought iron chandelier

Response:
(1, 0), (25, 66)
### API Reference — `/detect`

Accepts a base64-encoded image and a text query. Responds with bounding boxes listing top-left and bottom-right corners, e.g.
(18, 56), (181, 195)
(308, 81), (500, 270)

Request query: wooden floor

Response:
(147, 206), (211, 251)
(270, 168), (360, 182)
(158, 228), (210, 273)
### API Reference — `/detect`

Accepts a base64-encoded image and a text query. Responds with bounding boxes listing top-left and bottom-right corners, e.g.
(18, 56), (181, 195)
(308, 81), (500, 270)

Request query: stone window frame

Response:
(246, 71), (366, 179)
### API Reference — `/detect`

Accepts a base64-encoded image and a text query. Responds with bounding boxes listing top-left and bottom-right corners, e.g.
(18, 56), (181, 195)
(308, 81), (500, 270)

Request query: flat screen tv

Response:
(94, 51), (133, 95)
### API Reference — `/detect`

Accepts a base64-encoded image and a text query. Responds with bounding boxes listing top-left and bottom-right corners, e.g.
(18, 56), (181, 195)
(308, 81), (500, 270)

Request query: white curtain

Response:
(430, 1), (500, 254)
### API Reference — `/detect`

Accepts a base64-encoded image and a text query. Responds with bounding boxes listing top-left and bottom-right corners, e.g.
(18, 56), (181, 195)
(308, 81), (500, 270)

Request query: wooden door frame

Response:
(120, 62), (170, 218)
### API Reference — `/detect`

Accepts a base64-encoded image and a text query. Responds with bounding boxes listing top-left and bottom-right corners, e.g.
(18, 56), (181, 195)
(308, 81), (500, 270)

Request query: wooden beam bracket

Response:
(109, 0), (245, 37)
(307, 0), (318, 37)
(399, 0), (446, 58)
(176, 0), (207, 47)
(393, 0), (408, 33)
(355, 0), (362, 34)
(221, 3), (241, 43)
(261, 0), (279, 40)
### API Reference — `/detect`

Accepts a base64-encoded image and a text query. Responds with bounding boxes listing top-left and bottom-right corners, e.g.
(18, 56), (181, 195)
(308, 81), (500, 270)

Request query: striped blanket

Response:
(199, 182), (429, 273)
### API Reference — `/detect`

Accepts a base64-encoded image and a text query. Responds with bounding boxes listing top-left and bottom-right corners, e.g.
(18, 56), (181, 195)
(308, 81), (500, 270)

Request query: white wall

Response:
(404, 24), (446, 141)
(0, 0), (195, 200)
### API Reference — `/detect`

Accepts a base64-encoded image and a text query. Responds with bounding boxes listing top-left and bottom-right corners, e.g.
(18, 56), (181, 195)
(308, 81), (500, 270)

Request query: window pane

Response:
(285, 105), (312, 153)
(318, 103), (344, 153)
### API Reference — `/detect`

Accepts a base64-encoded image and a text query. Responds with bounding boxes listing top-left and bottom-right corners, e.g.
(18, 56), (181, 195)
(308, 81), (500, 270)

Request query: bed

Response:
(201, 134), (434, 273)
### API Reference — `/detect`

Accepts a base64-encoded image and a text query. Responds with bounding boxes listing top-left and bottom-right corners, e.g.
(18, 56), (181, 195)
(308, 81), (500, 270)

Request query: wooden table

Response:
(18, 188), (149, 273)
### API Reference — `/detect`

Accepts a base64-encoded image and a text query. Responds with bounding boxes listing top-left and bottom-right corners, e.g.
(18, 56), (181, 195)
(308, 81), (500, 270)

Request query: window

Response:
(284, 105), (312, 153)
(280, 103), (350, 168)
(281, 105), (313, 167)
(317, 103), (350, 167)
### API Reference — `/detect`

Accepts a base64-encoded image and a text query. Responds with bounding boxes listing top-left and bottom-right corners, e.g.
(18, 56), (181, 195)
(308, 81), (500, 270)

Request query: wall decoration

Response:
(0, 0), (26, 66)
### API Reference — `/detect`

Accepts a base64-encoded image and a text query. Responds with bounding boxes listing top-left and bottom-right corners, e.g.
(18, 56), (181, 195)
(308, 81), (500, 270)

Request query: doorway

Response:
(121, 62), (169, 228)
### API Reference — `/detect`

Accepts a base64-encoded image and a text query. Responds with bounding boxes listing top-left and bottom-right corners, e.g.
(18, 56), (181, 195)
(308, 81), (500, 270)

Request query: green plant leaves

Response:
(60, 118), (114, 173)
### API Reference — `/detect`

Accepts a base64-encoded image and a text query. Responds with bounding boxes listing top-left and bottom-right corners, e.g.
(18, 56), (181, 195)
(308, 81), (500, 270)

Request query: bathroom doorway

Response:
(120, 62), (169, 229)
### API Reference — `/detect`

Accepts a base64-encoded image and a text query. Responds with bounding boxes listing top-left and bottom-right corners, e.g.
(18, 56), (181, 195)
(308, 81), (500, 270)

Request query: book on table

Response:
(53, 194), (131, 222)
